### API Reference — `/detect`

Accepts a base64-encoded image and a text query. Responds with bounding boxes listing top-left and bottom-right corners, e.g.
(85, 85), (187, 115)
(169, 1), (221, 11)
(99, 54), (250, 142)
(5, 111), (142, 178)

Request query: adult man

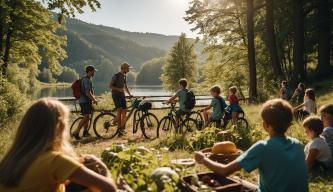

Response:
(109, 63), (133, 136)
(73, 65), (98, 140)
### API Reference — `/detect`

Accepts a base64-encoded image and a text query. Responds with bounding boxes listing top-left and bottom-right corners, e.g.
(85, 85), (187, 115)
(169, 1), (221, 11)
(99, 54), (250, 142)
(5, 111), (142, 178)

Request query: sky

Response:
(75, 0), (198, 38)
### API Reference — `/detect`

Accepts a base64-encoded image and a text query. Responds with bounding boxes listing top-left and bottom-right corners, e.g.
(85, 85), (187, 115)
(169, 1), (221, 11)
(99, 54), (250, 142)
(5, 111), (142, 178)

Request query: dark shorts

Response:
(230, 104), (241, 113)
(79, 102), (92, 115)
(112, 92), (127, 109)
(175, 109), (189, 118)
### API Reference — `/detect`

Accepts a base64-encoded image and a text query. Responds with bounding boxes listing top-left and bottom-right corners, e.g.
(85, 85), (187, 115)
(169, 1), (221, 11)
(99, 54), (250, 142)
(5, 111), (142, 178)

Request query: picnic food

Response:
(212, 141), (237, 154)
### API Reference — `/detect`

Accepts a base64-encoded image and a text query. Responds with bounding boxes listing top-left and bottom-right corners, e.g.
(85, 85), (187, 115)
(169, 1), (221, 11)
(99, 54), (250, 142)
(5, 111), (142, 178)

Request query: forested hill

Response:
(62, 19), (167, 71)
(65, 18), (203, 52)
(47, 17), (203, 86)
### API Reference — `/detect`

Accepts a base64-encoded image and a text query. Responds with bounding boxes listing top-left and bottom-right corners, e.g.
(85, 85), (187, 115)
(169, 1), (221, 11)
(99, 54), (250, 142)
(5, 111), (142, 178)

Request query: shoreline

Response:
(39, 82), (71, 88)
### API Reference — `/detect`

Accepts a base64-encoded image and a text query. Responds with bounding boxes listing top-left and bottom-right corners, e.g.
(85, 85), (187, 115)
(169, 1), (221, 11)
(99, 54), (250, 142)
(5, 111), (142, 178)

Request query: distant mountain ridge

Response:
(53, 17), (203, 86)
(65, 18), (199, 51)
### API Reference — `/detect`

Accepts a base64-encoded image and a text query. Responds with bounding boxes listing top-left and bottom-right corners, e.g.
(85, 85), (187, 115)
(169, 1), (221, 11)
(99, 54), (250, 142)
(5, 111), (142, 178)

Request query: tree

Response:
(57, 66), (79, 82)
(247, 0), (257, 100)
(136, 57), (165, 85)
(316, 0), (331, 78)
(293, 0), (305, 82)
(265, 0), (283, 79)
(160, 33), (198, 92)
(0, 0), (67, 77)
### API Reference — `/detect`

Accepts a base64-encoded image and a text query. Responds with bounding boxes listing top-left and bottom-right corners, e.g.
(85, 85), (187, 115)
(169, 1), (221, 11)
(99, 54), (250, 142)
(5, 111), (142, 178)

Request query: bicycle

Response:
(69, 103), (97, 139)
(209, 106), (248, 130)
(70, 97), (159, 140)
(157, 101), (203, 138)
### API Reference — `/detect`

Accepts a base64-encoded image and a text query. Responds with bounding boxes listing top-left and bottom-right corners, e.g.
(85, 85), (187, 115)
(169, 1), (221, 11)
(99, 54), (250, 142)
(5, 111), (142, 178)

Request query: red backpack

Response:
(71, 79), (82, 99)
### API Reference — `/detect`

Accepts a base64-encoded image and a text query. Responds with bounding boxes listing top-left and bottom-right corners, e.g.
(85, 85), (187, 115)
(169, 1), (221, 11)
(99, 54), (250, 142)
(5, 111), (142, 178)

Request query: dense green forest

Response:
(185, 0), (333, 100)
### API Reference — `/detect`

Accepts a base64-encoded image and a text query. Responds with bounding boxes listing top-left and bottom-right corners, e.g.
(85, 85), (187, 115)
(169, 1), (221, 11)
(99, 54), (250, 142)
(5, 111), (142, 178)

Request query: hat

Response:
(121, 62), (133, 70)
(86, 65), (97, 72)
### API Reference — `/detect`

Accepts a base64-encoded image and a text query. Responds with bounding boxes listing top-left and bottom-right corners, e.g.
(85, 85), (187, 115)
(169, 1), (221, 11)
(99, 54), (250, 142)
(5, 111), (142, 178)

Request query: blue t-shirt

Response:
(211, 96), (227, 120)
(79, 76), (93, 104)
(236, 136), (308, 192)
(175, 89), (189, 112)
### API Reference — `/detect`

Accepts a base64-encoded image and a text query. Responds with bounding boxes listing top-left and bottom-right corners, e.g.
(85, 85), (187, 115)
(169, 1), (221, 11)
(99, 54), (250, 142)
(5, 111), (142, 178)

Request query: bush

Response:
(0, 77), (26, 127)
(57, 66), (79, 82)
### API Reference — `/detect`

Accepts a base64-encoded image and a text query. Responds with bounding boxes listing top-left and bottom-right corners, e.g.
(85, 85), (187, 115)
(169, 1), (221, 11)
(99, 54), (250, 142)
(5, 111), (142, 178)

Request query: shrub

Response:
(0, 77), (26, 127)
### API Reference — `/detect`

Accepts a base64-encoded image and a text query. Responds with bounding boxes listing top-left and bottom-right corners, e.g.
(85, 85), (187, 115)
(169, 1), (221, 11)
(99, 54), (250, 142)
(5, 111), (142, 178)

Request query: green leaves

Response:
(161, 33), (198, 92)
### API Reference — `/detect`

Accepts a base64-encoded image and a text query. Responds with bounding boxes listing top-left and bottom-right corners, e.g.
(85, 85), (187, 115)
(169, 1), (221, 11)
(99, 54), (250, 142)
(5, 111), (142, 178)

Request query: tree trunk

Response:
(2, 0), (16, 76)
(316, 0), (331, 78)
(265, 0), (283, 79)
(293, 0), (305, 82)
(0, 0), (4, 62)
(247, 0), (257, 101)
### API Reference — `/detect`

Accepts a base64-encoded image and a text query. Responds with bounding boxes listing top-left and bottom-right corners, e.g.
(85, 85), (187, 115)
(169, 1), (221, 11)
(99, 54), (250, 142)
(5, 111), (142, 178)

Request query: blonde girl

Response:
(0, 98), (116, 192)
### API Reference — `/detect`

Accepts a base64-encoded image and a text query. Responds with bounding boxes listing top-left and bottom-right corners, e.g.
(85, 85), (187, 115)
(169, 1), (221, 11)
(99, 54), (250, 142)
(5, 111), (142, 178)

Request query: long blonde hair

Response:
(0, 98), (76, 187)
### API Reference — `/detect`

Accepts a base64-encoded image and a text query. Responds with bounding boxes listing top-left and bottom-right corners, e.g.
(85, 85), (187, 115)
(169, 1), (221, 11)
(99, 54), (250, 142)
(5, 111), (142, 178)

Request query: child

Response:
(291, 83), (306, 105)
(166, 78), (192, 127)
(279, 80), (291, 100)
(228, 86), (240, 124)
(319, 104), (333, 155)
(303, 116), (332, 171)
(294, 88), (317, 118)
(0, 98), (117, 192)
(200, 85), (227, 128)
(194, 99), (308, 192)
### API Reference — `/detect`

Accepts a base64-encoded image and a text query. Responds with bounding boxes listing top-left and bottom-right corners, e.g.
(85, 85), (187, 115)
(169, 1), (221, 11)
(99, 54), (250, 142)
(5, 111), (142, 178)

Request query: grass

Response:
(1, 79), (333, 191)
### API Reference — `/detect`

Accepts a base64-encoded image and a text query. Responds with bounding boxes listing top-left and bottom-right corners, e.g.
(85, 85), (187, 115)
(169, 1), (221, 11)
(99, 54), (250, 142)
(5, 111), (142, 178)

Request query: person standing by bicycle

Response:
(109, 62), (133, 136)
(73, 65), (98, 140)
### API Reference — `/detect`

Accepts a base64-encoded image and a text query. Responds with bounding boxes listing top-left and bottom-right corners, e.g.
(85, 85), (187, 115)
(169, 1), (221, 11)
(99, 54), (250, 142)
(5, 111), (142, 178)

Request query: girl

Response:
(228, 86), (240, 124)
(303, 116), (332, 171)
(0, 98), (117, 192)
(294, 88), (317, 119)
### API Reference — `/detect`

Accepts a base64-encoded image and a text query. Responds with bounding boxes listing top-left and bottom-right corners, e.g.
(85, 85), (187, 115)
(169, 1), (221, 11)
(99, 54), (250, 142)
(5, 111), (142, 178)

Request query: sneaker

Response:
(72, 132), (81, 140)
(83, 131), (91, 137)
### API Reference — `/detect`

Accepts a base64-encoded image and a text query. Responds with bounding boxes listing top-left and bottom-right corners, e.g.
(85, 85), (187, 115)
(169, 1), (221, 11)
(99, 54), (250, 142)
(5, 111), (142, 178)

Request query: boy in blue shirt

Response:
(166, 78), (190, 127)
(195, 99), (308, 192)
(200, 85), (227, 128)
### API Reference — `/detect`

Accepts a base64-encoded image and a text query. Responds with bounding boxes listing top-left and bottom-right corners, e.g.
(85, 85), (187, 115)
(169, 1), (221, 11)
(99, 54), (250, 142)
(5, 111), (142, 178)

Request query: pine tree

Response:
(160, 33), (198, 92)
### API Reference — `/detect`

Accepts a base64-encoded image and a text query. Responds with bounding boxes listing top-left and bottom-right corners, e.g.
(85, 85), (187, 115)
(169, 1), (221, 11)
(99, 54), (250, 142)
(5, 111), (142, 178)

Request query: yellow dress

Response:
(0, 151), (83, 192)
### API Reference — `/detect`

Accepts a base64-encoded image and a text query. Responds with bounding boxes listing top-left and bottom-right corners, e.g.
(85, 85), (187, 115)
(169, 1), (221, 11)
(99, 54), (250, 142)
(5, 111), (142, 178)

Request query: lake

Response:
(31, 85), (212, 107)
(32, 85), (170, 98)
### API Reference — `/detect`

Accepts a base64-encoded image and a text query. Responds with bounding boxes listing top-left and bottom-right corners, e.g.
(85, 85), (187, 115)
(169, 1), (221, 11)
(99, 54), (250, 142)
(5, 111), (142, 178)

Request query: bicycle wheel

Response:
(139, 113), (159, 139)
(179, 118), (197, 135)
(70, 116), (83, 137)
(238, 111), (245, 118)
(190, 111), (204, 130)
(236, 117), (249, 130)
(93, 112), (118, 139)
(157, 116), (176, 138)
(133, 110), (144, 134)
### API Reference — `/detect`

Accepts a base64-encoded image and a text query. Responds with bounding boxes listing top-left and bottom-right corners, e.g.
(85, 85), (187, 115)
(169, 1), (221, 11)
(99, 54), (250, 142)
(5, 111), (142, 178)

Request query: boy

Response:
(200, 85), (227, 128)
(195, 99), (308, 192)
(166, 78), (191, 127)
(319, 104), (333, 155)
